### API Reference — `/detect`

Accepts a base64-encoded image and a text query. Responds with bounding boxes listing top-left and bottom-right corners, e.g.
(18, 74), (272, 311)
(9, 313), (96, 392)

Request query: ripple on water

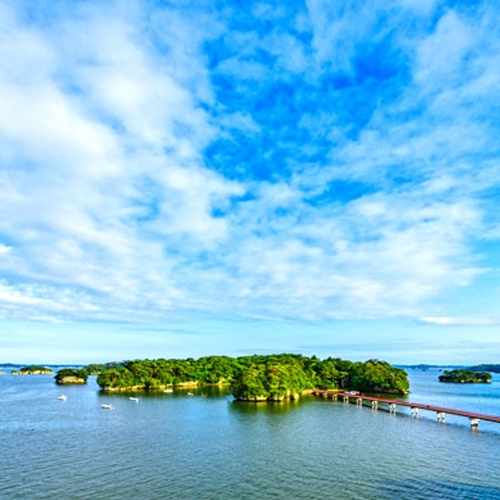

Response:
(2, 375), (500, 499)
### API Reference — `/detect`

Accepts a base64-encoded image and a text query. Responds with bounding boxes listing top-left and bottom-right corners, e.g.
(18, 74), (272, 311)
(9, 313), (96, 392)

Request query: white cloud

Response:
(0, 0), (499, 337)
(420, 316), (500, 326)
(401, 0), (439, 16)
(0, 1), (244, 322)
(415, 11), (474, 88)
(0, 244), (11, 255)
(305, 0), (384, 72)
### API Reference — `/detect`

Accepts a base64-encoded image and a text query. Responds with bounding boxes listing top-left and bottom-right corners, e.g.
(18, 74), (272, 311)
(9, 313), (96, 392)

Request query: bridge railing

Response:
(312, 390), (500, 429)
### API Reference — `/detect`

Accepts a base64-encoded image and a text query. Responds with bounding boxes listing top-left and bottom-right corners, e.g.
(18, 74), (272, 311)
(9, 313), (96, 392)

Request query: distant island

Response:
(94, 355), (409, 400)
(401, 364), (470, 371)
(438, 369), (491, 383)
(469, 364), (500, 374)
(11, 365), (53, 375)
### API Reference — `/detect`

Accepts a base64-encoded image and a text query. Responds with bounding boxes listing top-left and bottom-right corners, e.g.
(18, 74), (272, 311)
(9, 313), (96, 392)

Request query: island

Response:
(54, 368), (89, 385)
(469, 364), (500, 374)
(438, 369), (491, 383)
(95, 355), (409, 400)
(11, 365), (53, 375)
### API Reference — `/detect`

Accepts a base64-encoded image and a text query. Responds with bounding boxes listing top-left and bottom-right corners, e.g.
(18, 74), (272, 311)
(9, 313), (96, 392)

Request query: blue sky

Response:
(1, 0), (500, 364)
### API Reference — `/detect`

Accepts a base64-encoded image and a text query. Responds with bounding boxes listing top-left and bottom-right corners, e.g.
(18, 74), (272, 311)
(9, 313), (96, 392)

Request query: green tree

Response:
(349, 360), (409, 394)
(95, 355), (409, 396)
(231, 364), (267, 400)
(54, 368), (88, 384)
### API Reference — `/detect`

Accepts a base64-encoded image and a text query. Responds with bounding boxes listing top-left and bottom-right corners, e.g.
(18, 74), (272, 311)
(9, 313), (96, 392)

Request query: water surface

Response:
(1, 369), (499, 499)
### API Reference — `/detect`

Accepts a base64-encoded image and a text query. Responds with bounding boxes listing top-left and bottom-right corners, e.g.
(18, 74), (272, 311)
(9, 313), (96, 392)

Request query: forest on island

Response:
(54, 368), (89, 384)
(438, 369), (491, 383)
(92, 355), (409, 400)
(12, 365), (53, 375)
(469, 364), (500, 374)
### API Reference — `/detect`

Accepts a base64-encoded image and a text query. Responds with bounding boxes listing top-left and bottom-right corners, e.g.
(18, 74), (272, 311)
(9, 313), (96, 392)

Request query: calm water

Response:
(1, 368), (500, 499)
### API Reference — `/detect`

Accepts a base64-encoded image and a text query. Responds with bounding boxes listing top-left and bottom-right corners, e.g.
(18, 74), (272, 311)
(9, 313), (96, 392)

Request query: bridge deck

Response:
(314, 390), (500, 424)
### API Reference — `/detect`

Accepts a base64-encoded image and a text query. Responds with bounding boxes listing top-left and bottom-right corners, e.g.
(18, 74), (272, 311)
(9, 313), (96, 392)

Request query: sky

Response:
(1, 0), (500, 365)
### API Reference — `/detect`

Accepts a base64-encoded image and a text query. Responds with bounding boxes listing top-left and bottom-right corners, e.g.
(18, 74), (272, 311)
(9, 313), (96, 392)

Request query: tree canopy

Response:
(54, 368), (89, 384)
(13, 365), (53, 375)
(469, 364), (500, 374)
(438, 369), (491, 383)
(96, 354), (409, 399)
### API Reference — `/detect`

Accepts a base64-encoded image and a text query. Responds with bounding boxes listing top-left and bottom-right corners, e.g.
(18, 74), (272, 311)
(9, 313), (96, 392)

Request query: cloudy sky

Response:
(1, 0), (500, 364)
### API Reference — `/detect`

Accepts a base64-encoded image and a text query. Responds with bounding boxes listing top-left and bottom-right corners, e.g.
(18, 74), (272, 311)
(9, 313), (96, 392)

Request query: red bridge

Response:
(313, 390), (500, 429)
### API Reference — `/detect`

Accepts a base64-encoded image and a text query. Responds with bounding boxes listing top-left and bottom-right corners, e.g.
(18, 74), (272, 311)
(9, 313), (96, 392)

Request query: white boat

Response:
(101, 404), (114, 410)
(187, 392), (194, 397)
(129, 397), (139, 402)
(57, 395), (67, 401)
(163, 388), (173, 393)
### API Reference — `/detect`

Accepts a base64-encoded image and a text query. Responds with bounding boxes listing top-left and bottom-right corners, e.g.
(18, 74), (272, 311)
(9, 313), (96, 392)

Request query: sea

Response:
(1, 367), (500, 500)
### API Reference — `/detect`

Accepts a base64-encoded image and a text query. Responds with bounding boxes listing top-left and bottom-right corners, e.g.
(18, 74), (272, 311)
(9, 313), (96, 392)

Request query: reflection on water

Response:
(1, 371), (500, 499)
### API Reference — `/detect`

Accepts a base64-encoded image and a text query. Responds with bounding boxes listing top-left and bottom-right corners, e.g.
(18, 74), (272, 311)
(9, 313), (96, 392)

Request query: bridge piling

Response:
(313, 390), (500, 431)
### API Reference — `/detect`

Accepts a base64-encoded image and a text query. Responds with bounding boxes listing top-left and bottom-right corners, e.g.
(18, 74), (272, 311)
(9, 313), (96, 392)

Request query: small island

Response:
(95, 355), (409, 400)
(12, 365), (53, 375)
(54, 368), (88, 385)
(438, 369), (491, 384)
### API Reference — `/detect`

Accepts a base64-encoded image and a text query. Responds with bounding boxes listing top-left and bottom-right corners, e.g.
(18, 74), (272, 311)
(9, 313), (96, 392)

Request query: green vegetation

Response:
(83, 363), (107, 375)
(438, 369), (491, 383)
(96, 355), (409, 400)
(83, 362), (124, 375)
(12, 365), (53, 375)
(469, 364), (500, 374)
(55, 368), (89, 385)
